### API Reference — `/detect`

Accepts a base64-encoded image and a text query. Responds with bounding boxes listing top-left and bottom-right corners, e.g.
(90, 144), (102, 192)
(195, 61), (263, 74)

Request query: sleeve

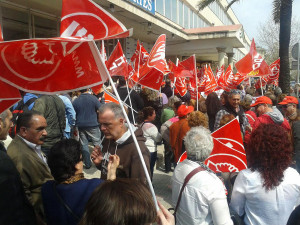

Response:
(130, 143), (151, 181)
(32, 98), (46, 116)
(210, 198), (233, 225)
(147, 126), (162, 143)
(94, 96), (102, 110)
(230, 171), (247, 217)
(214, 110), (225, 131)
(64, 98), (76, 126)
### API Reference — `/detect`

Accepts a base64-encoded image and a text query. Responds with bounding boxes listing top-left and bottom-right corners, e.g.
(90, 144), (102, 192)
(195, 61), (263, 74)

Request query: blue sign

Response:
(128, 0), (155, 14)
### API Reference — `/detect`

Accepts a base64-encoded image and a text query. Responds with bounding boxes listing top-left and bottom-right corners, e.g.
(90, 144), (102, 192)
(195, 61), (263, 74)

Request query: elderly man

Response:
(0, 109), (37, 224)
(214, 90), (249, 134)
(172, 127), (233, 225)
(279, 96), (300, 172)
(250, 96), (290, 132)
(7, 111), (53, 220)
(91, 102), (150, 181)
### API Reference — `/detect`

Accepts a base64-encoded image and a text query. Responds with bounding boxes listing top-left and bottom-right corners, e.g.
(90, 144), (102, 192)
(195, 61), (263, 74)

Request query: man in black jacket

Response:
(0, 109), (37, 225)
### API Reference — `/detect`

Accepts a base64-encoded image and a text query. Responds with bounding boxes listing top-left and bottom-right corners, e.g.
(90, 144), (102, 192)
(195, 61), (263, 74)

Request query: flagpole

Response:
(94, 42), (158, 210)
(125, 80), (136, 124)
(193, 55), (198, 111)
(260, 77), (264, 95)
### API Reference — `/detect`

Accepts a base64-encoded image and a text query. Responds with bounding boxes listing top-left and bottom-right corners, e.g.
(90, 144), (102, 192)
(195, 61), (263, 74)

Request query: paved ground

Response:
(83, 144), (173, 209)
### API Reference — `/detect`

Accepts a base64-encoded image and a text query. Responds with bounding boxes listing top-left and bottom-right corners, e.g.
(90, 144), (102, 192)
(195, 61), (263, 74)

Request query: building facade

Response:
(0, 0), (251, 70)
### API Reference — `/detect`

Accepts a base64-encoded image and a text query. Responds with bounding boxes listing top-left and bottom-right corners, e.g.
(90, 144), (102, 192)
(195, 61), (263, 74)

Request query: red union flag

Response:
(0, 38), (107, 94)
(134, 35), (166, 90)
(103, 91), (119, 104)
(106, 41), (128, 77)
(205, 118), (247, 172)
(179, 55), (197, 78)
(235, 39), (271, 77)
(268, 58), (280, 83)
(174, 77), (187, 97)
(0, 80), (22, 114)
(204, 65), (218, 94)
(131, 40), (149, 68)
(60, 0), (132, 40)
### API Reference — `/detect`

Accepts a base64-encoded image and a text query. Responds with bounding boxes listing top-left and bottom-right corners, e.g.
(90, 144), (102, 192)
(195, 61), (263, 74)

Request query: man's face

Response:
(228, 94), (241, 109)
(98, 109), (125, 140)
(283, 104), (296, 117)
(21, 115), (47, 145)
(0, 110), (13, 140)
(255, 104), (267, 116)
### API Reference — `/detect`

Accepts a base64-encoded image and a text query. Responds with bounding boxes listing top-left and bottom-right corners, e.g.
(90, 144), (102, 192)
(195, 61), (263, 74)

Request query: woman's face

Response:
(220, 95), (226, 105)
(148, 111), (156, 121)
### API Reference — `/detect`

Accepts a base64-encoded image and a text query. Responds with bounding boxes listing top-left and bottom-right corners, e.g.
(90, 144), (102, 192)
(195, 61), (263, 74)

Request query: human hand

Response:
(156, 201), (175, 225)
(246, 125), (252, 133)
(107, 154), (120, 180)
(91, 145), (103, 166)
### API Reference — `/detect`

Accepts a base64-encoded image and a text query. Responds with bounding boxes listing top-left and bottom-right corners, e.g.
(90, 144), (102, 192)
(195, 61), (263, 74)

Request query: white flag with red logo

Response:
(0, 38), (108, 94)
(133, 35), (166, 91)
(106, 41), (128, 78)
(60, 0), (132, 40)
(205, 118), (247, 172)
(235, 39), (271, 77)
(204, 65), (218, 94)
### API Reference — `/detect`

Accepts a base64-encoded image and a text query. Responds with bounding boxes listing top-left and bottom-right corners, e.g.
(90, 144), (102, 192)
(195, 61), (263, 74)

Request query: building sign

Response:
(128, 0), (155, 14)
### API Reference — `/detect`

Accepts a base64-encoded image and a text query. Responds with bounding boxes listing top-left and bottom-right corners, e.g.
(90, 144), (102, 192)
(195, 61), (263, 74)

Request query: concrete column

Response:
(216, 47), (226, 68)
(227, 52), (235, 68)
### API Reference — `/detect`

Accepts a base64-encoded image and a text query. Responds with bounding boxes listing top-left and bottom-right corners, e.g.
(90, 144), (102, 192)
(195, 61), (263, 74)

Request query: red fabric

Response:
(244, 111), (257, 144)
(204, 65), (218, 94)
(60, 0), (130, 40)
(252, 114), (291, 132)
(0, 24), (3, 42)
(106, 41), (128, 77)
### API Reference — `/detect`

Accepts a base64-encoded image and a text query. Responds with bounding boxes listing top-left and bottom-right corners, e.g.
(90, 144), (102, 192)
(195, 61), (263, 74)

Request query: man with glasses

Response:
(279, 96), (300, 173)
(7, 111), (53, 221)
(214, 89), (249, 135)
(250, 96), (290, 132)
(91, 103), (150, 182)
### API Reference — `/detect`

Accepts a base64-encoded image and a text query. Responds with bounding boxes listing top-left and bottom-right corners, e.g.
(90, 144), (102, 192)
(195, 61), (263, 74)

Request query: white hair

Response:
(184, 126), (213, 161)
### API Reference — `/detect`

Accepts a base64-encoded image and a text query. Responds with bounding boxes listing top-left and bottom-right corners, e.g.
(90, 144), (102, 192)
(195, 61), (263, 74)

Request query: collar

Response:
(18, 135), (41, 151)
(115, 124), (137, 145)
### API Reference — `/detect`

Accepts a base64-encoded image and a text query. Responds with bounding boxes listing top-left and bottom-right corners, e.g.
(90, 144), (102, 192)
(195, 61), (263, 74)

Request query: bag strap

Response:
(52, 182), (80, 221)
(174, 166), (205, 216)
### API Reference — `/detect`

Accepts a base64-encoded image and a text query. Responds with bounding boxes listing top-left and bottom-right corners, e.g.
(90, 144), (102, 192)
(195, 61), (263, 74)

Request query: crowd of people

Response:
(0, 78), (299, 225)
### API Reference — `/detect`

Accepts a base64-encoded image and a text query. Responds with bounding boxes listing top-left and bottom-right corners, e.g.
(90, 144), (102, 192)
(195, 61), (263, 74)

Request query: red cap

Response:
(177, 105), (194, 117)
(278, 96), (299, 105)
(250, 96), (272, 107)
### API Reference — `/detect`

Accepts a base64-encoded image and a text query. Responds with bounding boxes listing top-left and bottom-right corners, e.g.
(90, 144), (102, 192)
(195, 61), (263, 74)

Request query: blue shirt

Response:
(59, 95), (76, 132)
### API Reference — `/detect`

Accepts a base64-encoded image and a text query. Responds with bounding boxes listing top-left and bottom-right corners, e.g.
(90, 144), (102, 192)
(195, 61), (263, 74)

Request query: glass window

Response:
(178, 1), (183, 27)
(165, 0), (171, 19)
(2, 6), (29, 40)
(189, 10), (193, 28)
(156, 0), (164, 15)
(184, 4), (188, 28)
(33, 15), (58, 38)
(171, 0), (177, 23)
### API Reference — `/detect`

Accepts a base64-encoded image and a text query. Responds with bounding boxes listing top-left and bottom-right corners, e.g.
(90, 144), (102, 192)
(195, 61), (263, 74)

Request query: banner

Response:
(205, 118), (247, 172)
(235, 39), (271, 77)
(133, 35), (166, 90)
(60, 0), (132, 40)
(0, 38), (107, 94)
(106, 41), (128, 77)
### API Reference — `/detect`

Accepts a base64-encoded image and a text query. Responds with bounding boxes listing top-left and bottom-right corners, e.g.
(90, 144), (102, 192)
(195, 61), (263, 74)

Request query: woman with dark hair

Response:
(139, 106), (162, 178)
(42, 139), (119, 225)
(205, 92), (221, 132)
(79, 179), (174, 225)
(220, 91), (229, 106)
(230, 124), (300, 225)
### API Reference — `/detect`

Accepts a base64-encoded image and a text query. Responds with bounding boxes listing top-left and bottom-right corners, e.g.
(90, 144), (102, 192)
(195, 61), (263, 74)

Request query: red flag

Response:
(174, 77), (187, 97)
(235, 39), (271, 77)
(103, 91), (119, 104)
(229, 72), (247, 89)
(268, 58), (280, 84)
(204, 65), (218, 94)
(134, 35), (166, 91)
(0, 38), (107, 94)
(0, 80), (22, 114)
(179, 55), (197, 78)
(60, 0), (132, 40)
(205, 118), (247, 172)
(216, 65), (224, 82)
(130, 40), (149, 68)
(106, 41), (128, 77)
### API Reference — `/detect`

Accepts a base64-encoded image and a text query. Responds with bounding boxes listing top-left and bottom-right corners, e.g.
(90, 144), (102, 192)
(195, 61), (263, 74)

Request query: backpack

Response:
(9, 97), (37, 138)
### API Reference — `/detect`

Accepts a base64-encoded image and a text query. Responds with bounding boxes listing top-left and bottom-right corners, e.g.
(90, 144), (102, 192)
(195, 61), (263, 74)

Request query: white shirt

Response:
(230, 168), (300, 225)
(172, 160), (233, 225)
(18, 135), (47, 164)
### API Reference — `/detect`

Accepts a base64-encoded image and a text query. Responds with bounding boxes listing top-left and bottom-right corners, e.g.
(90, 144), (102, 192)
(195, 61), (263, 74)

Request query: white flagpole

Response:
(125, 80), (136, 124)
(94, 42), (158, 210)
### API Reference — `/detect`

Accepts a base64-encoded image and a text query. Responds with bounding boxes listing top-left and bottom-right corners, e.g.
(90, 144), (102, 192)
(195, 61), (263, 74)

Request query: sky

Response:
(231, 0), (300, 42)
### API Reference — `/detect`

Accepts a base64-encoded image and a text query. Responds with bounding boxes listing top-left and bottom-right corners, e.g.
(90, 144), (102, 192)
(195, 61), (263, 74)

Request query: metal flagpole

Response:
(94, 41), (158, 210)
